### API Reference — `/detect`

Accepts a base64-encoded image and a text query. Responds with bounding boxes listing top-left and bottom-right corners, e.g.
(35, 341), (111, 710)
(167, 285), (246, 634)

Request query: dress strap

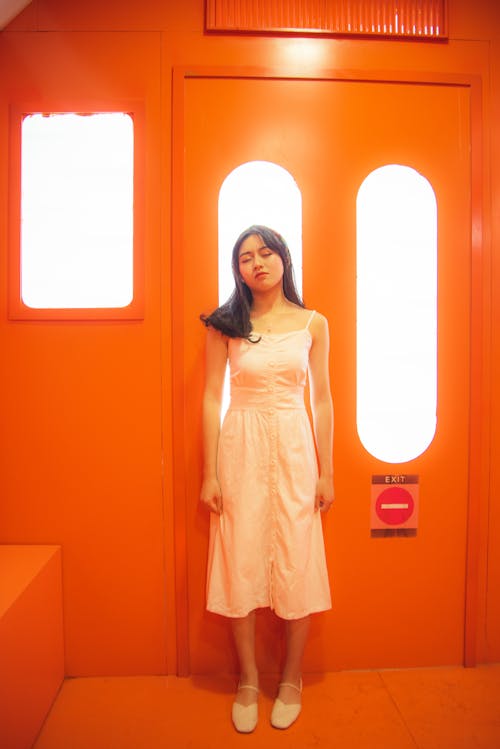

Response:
(305, 310), (316, 330)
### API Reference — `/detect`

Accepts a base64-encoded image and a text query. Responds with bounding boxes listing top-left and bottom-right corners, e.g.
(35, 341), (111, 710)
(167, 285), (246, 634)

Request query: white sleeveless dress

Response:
(206, 311), (331, 619)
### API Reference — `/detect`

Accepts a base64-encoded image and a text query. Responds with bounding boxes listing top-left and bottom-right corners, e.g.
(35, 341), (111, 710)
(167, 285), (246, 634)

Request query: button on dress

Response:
(206, 312), (332, 620)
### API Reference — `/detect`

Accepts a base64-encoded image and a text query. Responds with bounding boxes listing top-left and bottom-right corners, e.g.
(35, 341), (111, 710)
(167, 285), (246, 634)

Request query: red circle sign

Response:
(375, 487), (414, 526)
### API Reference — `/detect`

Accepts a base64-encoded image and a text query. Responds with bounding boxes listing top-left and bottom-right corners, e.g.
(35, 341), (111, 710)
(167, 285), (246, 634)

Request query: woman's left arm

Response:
(308, 313), (335, 513)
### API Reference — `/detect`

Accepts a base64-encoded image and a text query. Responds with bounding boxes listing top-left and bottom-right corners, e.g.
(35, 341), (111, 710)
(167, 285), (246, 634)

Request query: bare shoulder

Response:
(308, 310), (330, 338)
(205, 326), (228, 352)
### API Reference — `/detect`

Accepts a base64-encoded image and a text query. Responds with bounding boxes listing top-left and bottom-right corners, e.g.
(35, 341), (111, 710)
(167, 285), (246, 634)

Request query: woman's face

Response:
(237, 234), (285, 294)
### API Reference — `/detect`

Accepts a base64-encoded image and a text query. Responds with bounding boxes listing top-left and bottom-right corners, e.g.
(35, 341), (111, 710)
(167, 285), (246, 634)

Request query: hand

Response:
(315, 475), (334, 513)
(200, 476), (223, 514)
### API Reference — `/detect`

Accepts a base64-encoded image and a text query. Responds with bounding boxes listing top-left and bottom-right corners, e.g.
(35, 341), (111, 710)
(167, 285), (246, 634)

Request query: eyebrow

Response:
(239, 244), (269, 257)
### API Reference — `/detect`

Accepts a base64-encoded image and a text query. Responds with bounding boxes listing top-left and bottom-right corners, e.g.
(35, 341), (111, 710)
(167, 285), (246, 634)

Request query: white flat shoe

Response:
(271, 679), (302, 730)
(232, 684), (259, 733)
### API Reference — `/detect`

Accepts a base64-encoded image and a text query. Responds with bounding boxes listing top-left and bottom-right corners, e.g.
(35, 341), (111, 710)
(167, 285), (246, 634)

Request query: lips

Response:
(255, 272), (268, 279)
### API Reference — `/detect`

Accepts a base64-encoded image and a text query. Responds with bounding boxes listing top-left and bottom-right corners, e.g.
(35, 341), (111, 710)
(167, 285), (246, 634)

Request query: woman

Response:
(200, 225), (334, 733)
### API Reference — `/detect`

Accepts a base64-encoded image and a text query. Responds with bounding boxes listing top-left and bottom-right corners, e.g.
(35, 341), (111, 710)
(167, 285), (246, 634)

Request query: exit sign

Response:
(371, 475), (419, 530)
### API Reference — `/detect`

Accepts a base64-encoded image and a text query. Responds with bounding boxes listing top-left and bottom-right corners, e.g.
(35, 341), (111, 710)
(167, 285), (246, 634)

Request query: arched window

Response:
(356, 164), (437, 463)
(218, 160), (302, 303)
(218, 160), (302, 416)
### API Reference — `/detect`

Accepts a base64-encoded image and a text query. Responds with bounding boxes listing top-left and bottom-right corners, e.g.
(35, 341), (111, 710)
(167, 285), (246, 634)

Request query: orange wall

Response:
(0, 0), (499, 675)
(487, 31), (500, 663)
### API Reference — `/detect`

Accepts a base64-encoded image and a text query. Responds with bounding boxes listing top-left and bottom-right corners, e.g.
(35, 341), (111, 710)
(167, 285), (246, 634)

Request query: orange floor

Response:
(33, 665), (500, 749)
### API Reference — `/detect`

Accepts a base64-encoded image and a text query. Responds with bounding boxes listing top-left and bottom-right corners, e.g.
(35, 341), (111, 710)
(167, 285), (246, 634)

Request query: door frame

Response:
(170, 64), (486, 675)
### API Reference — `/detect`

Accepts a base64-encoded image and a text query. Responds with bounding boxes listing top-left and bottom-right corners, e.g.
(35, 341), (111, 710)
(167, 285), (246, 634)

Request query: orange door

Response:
(174, 73), (471, 674)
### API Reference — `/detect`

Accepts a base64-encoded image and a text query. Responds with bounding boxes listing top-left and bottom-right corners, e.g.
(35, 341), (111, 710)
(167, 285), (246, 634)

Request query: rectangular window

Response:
(9, 108), (144, 320)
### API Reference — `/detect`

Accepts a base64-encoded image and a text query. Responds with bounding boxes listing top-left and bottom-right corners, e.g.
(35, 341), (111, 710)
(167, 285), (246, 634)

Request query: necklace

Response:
(252, 305), (290, 333)
(259, 317), (273, 333)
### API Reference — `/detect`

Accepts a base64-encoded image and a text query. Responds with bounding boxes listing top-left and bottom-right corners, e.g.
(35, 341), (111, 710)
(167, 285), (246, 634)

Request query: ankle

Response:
(239, 669), (259, 687)
(280, 673), (301, 688)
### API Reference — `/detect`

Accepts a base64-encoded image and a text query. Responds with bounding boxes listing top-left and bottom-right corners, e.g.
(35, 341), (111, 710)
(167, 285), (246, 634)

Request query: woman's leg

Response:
(231, 610), (259, 705)
(278, 614), (310, 703)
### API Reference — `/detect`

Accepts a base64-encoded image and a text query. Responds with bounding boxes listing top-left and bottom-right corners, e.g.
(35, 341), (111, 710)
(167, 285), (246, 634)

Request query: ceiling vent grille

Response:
(206, 0), (447, 38)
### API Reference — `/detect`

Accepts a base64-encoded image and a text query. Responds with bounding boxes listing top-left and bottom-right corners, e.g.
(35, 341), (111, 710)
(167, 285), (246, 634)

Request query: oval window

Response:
(356, 164), (437, 463)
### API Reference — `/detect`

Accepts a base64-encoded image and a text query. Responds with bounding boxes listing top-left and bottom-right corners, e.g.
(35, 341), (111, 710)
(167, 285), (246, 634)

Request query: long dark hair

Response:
(200, 225), (304, 339)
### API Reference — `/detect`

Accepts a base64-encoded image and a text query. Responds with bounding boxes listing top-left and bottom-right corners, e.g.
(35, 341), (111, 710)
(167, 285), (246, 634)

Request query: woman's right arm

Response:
(200, 327), (228, 514)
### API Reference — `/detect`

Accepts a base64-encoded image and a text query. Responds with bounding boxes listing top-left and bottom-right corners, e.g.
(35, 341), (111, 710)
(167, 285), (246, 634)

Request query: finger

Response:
(216, 494), (223, 514)
(201, 496), (219, 514)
